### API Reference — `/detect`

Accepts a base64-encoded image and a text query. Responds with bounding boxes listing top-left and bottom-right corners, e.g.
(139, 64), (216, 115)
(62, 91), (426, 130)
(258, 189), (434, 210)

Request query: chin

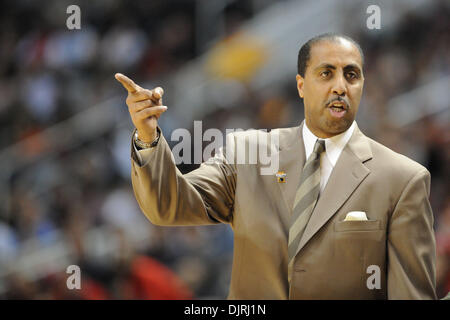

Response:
(323, 118), (353, 135)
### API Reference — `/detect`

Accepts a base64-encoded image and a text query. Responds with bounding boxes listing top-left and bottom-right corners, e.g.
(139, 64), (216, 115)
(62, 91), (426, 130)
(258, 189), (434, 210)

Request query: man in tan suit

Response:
(115, 33), (436, 299)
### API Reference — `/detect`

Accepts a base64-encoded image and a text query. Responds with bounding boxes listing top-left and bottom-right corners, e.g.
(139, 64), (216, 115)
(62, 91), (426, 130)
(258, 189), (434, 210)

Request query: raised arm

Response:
(116, 73), (236, 227)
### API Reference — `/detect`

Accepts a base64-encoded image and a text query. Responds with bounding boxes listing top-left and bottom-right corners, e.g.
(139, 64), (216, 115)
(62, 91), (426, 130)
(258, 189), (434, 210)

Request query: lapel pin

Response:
(276, 171), (287, 183)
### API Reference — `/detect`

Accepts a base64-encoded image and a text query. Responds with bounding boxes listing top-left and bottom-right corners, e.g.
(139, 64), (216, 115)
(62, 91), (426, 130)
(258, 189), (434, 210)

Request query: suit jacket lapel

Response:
(294, 124), (373, 257)
(274, 123), (306, 214)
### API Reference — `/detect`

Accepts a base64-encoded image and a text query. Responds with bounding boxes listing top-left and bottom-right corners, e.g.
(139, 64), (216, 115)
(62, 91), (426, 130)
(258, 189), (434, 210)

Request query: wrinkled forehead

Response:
(308, 38), (363, 71)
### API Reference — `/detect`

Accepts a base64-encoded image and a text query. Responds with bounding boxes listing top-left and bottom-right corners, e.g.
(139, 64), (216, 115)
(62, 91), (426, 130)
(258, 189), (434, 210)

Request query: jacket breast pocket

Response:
(334, 219), (381, 232)
(334, 220), (384, 243)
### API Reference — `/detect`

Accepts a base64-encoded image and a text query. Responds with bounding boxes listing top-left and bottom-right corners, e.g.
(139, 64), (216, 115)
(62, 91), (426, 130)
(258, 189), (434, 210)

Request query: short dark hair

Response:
(297, 33), (364, 77)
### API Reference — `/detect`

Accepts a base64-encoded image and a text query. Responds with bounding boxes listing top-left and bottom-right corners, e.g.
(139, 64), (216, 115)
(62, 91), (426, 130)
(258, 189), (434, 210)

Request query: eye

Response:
(320, 70), (330, 78)
(346, 71), (358, 80)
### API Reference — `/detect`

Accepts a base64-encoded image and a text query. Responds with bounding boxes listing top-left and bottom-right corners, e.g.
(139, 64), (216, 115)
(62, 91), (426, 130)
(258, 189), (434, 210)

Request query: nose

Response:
(332, 73), (347, 96)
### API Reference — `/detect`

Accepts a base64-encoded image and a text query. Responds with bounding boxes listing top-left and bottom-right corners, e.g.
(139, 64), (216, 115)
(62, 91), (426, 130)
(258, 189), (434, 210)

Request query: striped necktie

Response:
(288, 139), (325, 281)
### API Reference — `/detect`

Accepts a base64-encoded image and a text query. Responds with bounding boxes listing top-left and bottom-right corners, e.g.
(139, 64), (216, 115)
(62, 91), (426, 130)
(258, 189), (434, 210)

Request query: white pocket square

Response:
(344, 211), (368, 221)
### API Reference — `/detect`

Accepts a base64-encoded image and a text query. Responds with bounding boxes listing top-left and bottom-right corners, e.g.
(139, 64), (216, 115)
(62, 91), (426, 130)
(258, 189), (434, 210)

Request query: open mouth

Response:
(328, 101), (347, 118)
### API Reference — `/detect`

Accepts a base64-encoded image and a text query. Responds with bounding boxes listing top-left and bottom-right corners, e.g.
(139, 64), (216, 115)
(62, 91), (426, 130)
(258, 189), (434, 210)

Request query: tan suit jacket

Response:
(130, 122), (437, 299)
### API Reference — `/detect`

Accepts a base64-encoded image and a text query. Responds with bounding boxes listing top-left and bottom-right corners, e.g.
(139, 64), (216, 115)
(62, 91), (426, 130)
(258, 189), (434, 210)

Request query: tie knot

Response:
(313, 139), (326, 156)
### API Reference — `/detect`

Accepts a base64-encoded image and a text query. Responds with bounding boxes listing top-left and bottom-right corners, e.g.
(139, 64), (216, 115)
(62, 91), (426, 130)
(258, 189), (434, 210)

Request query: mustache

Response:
(325, 96), (350, 108)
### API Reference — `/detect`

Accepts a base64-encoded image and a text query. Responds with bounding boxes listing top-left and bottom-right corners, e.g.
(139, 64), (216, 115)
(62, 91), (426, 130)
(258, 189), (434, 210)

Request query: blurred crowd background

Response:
(0, 0), (448, 299)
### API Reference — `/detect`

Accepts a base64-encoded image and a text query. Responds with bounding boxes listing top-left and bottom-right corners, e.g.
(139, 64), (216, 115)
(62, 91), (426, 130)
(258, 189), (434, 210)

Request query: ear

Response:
(296, 74), (304, 99)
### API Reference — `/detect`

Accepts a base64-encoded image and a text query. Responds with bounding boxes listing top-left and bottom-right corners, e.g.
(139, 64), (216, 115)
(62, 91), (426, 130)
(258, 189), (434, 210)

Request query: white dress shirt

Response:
(302, 121), (356, 193)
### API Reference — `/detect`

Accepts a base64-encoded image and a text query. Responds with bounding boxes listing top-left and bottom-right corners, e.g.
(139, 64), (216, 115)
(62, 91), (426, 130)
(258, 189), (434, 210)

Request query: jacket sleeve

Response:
(130, 128), (236, 226)
(387, 168), (437, 299)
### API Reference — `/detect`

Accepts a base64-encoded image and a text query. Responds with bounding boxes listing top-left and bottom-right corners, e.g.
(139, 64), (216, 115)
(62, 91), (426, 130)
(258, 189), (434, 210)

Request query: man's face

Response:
(296, 39), (364, 138)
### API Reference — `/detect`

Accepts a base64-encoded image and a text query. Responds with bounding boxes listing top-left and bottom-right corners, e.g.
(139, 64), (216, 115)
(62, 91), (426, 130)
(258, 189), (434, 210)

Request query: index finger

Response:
(115, 73), (140, 93)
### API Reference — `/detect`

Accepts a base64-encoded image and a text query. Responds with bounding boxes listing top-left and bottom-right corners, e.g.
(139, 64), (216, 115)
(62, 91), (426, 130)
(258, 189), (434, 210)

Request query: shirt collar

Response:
(302, 121), (356, 166)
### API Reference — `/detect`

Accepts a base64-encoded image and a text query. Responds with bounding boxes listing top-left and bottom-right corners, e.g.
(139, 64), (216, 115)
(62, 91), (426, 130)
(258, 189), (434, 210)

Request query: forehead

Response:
(308, 38), (363, 70)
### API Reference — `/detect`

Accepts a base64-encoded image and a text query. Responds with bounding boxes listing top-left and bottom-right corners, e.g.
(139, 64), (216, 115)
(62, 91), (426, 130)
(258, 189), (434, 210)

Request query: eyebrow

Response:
(314, 63), (336, 71)
(314, 63), (362, 73)
(344, 64), (362, 73)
